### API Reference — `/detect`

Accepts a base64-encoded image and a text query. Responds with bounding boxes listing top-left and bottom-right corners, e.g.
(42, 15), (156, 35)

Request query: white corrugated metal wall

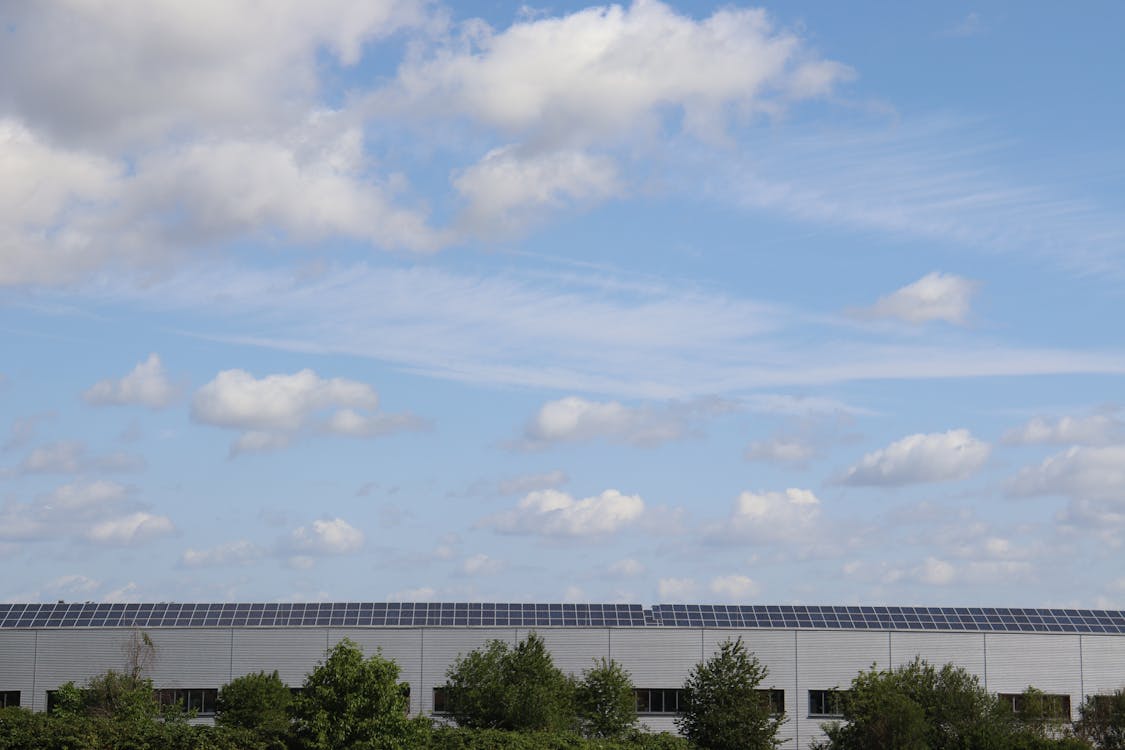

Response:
(1, 625), (1122, 746)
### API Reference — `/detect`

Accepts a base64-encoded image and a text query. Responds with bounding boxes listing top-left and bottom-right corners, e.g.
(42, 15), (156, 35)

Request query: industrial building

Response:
(2, 601), (1124, 746)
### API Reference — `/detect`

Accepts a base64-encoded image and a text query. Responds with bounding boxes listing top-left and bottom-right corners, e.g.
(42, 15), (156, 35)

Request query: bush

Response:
(576, 658), (637, 738)
(216, 669), (292, 747)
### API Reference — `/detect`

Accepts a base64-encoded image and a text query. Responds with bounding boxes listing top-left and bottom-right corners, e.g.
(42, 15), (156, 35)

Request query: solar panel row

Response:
(0, 603), (1121, 633)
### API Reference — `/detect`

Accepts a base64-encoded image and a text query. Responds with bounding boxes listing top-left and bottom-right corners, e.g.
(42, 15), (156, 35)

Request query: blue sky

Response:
(2, 0), (1124, 607)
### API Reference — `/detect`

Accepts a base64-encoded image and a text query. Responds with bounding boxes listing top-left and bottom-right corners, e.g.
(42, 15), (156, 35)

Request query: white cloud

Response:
(709, 574), (759, 600)
(388, 1), (851, 144)
(454, 146), (621, 235)
(387, 586), (436, 601)
(86, 512), (175, 546)
(715, 488), (821, 544)
(522, 396), (732, 447)
(0, 1), (428, 148)
(44, 574), (102, 596)
(918, 557), (956, 586)
(83, 353), (179, 408)
(483, 488), (644, 537)
(657, 577), (698, 601)
(745, 437), (816, 464)
(17, 441), (145, 475)
(1002, 413), (1122, 446)
(607, 558), (645, 577)
(102, 582), (142, 603)
(193, 368), (419, 455)
(841, 429), (990, 486)
(864, 272), (978, 325)
(461, 553), (505, 576)
(181, 540), (264, 568)
(288, 518), (365, 556)
(1009, 445), (1125, 502)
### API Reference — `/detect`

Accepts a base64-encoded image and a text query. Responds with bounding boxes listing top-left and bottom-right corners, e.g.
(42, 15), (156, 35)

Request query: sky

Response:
(2, 0), (1124, 608)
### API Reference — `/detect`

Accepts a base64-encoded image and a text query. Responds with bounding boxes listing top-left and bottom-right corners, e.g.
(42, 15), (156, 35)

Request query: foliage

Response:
(79, 670), (165, 722)
(1076, 689), (1125, 750)
(216, 669), (292, 746)
(289, 637), (429, 750)
(1014, 687), (1073, 738)
(576, 657), (637, 738)
(425, 726), (692, 749)
(444, 632), (576, 732)
(811, 659), (1087, 750)
(675, 637), (783, 750)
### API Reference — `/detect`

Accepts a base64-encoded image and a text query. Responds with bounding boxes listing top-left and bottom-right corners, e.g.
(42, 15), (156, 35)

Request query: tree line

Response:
(0, 632), (1123, 749)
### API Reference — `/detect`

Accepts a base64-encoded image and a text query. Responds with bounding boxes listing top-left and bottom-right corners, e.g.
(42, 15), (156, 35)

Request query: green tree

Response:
(675, 637), (783, 750)
(216, 670), (292, 747)
(575, 657), (636, 738)
(289, 637), (428, 750)
(1076, 689), (1125, 749)
(813, 659), (1024, 750)
(444, 632), (576, 732)
(81, 670), (164, 722)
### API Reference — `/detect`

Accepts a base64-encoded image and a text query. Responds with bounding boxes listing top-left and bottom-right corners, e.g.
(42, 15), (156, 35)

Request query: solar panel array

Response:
(0, 603), (1122, 633)
(650, 604), (1125, 633)
(0, 602), (645, 629)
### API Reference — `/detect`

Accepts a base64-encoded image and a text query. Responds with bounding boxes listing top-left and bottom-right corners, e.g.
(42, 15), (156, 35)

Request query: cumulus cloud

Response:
(454, 146), (621, 234)
(287, 518), (365, 556)
(1008, 445), (1125, 503)
(85, 512), (175, 545)
(861, 272), (978, 325)
(387, 1), (851, 143)
(840, 429), (990, 486)
(744, 437), (816, 464)
(192, 368), (421, 455)
(482, 488), (644, 537)
(1002, 413), (1122, 446)
(496, 470), (569, 496)
(520, 396), (733, 448)
(607, 558), (645, 577)
(713, 488), (821, 544)
(84, 354), (179, 408)
(709, 574), (759, 600)
(180, 540), (264, 568)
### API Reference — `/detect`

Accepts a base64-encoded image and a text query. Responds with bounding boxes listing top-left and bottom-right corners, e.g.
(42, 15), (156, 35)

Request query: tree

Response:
(216, 670), (292, 747)
(813, 659), (1026, 750)
(289, 637), (428, 750)
(675, 637), (783, 750)
(1076, 689), (1125, 750)
(443, 632), (575, 732)
(575, 657), (636, 738)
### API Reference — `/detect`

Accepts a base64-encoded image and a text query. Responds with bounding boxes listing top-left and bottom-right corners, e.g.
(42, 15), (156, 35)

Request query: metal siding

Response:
(1078, 634), (1125, 697)
(420, 628), (517, 715)
(33, 630), (135, 711)
(147, 628), (232, 688)
(0, 631), (36, 708)
(609, 628), (702, 686)
(891, 632), (986, 679)
(797, 630), (889, 748)
(529, 628), (610, 677)
(231, 628), (329, 687)
(984, 633), (1082, 720)
(330, 629), (422, 713)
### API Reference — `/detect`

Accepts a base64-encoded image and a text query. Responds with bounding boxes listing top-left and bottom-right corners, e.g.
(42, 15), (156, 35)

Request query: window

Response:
(808, 689), (847, 717)
(757, 689), (785, 716)
(156, 688), (218, 716)
(432, 686), (449, 714)
(0, 691), (19, 708)
(635, 688), (685, 714)
(999, 692), (1072, 721)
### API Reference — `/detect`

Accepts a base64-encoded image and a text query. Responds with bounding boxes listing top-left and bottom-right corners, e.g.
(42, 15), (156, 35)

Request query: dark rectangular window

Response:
(0, 691), (19, 708)
(433, 687), (449, 714)
(999, 692), (1072, 721)
(809, 689), (846, 717)
(634, 688), (684, 714)
(756, 689), (785, 715)
(156, 688), (218, 716)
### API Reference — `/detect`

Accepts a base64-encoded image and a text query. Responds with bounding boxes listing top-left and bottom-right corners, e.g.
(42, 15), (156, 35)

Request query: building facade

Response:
(2, 602), (1124, 746)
